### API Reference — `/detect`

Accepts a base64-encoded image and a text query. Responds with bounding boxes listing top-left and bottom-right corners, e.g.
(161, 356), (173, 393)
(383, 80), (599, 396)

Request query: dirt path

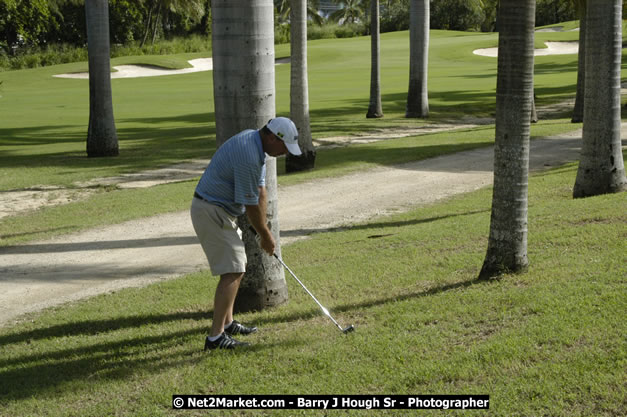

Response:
(1, 124), (608, 327)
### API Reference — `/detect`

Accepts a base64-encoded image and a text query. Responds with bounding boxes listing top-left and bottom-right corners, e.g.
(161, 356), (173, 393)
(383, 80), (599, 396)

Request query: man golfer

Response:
(190, 117), (302, 350)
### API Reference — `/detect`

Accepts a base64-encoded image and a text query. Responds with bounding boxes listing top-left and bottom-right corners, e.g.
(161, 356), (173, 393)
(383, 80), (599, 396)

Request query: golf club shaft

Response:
(246, 226), (346, 331)
(273, 254), (343, 331)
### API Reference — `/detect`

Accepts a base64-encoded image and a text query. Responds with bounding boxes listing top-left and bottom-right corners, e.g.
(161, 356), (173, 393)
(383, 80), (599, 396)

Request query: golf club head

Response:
(342, 325), (355, 334)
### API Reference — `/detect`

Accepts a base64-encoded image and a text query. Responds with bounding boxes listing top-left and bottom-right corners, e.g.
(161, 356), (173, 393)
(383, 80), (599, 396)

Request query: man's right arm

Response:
(245, 186), (275, 255)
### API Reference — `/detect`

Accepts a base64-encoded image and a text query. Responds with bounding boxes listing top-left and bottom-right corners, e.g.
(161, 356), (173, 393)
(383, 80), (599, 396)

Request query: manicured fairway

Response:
(0, 27), (594, 192)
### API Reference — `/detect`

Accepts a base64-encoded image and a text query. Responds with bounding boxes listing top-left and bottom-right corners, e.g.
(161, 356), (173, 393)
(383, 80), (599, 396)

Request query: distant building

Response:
(318, 0), (342, 18)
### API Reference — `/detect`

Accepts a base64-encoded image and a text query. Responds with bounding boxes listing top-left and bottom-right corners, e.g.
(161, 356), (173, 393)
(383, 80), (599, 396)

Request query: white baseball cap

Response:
(267, 117), (302, 156)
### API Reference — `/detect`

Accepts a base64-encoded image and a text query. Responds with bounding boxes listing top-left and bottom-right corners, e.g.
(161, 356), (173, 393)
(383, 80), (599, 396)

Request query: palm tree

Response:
(85, 0), (119, 157)
(366, 0), (383, 118)
(140, 0), (205, 46)
(573, 0), (627, 197)
(212, 0), (289, 311)
(275, 0), (323, 25)
(330, 0), (364, 24)
(479, 0), (535, 279)
(405, 0), (429, 118)
(571, 0), (586, 123)
(286, 0), (317, 173)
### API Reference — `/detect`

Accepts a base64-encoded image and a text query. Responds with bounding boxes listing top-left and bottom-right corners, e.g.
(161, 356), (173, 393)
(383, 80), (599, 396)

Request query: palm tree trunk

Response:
(406, 0), (429, 118)
(140, 1), (154, 48)
(367, 0), (384, 118)
(151, 3), (161, 45)
(286, 0), (316, 173)
(480, 0), (535, 279)
(85, 0), (119, 157)
(212, 0), (288, 311)
(573, 0), (627, 197)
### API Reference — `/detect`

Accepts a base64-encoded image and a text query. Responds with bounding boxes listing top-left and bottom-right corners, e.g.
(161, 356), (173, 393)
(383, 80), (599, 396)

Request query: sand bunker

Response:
(473, 41), (579, 57)
(54, 58), (213, 79)
(54, 57), (291, 79)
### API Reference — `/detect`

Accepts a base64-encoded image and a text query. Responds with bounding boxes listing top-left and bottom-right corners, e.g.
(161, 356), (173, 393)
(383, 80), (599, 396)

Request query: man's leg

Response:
(210, 272), (244, 337)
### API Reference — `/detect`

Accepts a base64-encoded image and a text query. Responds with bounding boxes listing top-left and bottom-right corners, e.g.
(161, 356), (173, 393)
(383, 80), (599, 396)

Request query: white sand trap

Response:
(536, 26), (564, 32)
(54, 58), (213, 79)
(536, 26), (580, 33)
(473, 41), (579, 57)
(54, 57), (290, 79)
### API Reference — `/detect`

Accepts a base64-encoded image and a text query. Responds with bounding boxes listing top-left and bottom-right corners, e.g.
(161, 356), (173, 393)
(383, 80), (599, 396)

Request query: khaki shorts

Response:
(190, 197), (246, 276)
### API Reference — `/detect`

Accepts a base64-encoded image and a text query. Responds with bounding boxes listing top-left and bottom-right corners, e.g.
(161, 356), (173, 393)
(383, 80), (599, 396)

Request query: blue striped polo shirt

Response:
(195, 129), (267, 216)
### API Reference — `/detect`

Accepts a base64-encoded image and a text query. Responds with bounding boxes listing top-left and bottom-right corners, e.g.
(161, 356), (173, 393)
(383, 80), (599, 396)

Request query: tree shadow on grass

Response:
(281, 209), (489, 241)
(0, 311), (208, 346)
(278, 140), (495, 176)
(0, 326), (199, 401)
(334, 275), (499, 315)
(0, 311), (301, 401)
(0, 125), (84, 148)
(0, 112), (216, 173)
(250, 274), (499, 332)
(0, 226), (78, 241)
(1, 236), (200, 255)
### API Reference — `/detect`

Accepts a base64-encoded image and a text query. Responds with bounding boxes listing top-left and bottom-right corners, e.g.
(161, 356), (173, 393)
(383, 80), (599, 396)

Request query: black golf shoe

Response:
(224, 320), (258, 336)
(204, 333), (249, 351)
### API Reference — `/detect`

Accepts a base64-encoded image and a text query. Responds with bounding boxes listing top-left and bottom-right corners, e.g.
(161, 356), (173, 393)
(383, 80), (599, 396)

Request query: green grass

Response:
(1, 158), (625, 416)
(0, 54), (216, 191)
(536, 20), (582, 32)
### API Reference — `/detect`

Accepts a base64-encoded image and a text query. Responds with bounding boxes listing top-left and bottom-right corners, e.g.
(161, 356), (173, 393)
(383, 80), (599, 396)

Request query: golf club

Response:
(249, 227), (355, 334)
(273, 254), (355, 334)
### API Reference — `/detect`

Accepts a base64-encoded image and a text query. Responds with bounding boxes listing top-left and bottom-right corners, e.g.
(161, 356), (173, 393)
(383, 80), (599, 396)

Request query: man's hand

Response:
(258, 231), (276, 256)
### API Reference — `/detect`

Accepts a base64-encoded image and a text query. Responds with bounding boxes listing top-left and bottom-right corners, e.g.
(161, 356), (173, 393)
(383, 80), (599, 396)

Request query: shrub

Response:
(0, 21), (371, 71)
(431, 0), (484, 32)
(307, 23), (336, 40)
(308, 22), (365, 40)
(334, 23), (365, 38)
(275, 24), (290, 45)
